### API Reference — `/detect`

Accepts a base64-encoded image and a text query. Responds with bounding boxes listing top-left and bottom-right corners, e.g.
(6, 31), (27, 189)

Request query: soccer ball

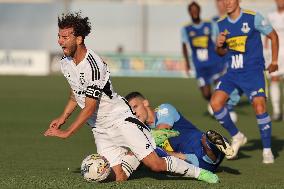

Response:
(80, 154), (111, 182)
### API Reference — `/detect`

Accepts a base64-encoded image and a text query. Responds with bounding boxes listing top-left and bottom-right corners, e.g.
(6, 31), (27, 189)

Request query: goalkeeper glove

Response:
(151, 129), (180, 146)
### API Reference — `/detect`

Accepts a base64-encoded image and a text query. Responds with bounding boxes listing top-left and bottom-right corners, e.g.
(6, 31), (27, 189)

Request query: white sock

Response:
(232, 131), (243, 139)
(263, 148), (272, 154)
(163, 156), (201, 178)
(121, 154), (140, 178)
(270, 81), (280, 115)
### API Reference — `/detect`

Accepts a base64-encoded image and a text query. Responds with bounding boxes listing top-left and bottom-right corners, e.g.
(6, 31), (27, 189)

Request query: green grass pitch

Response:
(0, 76), (283, 189)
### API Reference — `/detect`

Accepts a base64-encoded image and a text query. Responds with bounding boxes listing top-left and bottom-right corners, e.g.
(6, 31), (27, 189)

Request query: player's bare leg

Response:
(108, 153), (140, 182)
(200, 85), (212, 101)
(210, 90), (228, 112)
(110, 164), (128, 181)
(200, 85), (214, 115)
(252, 96), (274, 163)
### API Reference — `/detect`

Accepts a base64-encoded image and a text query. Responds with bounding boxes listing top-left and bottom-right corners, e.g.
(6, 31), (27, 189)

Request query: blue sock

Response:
(214, 107), (239, 136)
(256, 112), (272, 148)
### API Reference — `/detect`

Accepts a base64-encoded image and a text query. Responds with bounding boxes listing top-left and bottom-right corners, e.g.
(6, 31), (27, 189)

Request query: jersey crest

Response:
(241, 22), (251, 33)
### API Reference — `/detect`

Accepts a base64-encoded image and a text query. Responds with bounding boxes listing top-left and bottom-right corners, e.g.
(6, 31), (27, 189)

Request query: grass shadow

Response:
(240, 136), (283, 159)
(129, 166), (193, 181)
(215, 166), (241, 175)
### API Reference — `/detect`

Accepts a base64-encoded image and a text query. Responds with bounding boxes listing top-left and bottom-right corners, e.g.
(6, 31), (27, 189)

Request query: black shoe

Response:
(206, 130), (234, 156)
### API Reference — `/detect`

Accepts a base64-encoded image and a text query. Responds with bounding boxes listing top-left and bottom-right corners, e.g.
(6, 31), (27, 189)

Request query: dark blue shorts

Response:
(215, 69), (267, 102)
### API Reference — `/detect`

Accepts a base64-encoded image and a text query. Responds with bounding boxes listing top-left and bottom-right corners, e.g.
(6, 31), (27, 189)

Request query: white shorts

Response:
(92, 115), (156, 167)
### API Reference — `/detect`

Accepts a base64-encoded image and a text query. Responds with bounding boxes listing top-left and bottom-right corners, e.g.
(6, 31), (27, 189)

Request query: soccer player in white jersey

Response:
(43, 12), (219, 183)
(265, 0), (284, 121)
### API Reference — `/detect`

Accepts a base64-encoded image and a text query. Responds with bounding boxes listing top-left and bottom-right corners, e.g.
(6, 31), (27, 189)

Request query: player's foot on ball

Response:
(226, 132), (247, 160)
(263, 150), (274, 164)
(197, 169), (219, 184)
(206, 130), (234, 157)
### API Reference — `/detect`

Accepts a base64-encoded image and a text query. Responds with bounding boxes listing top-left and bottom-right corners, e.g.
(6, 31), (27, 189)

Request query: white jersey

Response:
(60, 49), (131, 128)
(268, 11), (284, 51)
(267, 11), (284, 76)
(60, 49), (156, 167)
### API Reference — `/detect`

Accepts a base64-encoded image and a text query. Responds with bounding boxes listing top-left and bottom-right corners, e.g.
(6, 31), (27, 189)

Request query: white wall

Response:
(0, 0), (276, 54)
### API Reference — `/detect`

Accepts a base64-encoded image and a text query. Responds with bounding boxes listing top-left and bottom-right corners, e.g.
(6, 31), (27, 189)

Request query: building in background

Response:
(0, 0), (276, 76)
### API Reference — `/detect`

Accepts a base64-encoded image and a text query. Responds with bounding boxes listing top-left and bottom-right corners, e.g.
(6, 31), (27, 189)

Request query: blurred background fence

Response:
(0, 0), (276, 77)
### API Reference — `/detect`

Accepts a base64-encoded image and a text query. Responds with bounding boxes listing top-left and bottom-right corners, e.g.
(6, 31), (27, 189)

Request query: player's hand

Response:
(44, 128), (71, 139)
(49, 117), (66, 129)
(151, 129), (180, 146)
(184, 68), (191, 78)
(267, 62), (278, 73)
(216, 32), (227, 48)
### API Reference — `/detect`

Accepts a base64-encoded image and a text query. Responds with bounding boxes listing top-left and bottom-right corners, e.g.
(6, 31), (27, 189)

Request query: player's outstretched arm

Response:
(49, 90), (78, 129)
(44, 96), (97, 139)
(266, 29), (279, 73)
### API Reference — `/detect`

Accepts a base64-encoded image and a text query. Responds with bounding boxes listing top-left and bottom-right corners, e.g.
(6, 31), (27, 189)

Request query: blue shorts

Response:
(216, 69), (267, 102)
(195, 64), (224, 87)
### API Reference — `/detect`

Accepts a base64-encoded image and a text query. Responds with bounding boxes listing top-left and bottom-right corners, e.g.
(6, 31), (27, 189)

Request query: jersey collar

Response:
(192, 22), (204, 29)
(227, 9), (243, 24)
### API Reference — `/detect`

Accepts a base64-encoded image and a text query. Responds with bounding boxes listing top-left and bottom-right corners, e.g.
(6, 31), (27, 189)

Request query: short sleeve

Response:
(211, 21), (220, 43)
(85, 53), (110, 99)
(181, 27), (189, 44)
(254, 12), (273, 36)
(156, 104), (180, 128)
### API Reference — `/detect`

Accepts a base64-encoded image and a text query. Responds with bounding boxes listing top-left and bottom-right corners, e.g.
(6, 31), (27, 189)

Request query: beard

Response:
(63, 45), (77, 57)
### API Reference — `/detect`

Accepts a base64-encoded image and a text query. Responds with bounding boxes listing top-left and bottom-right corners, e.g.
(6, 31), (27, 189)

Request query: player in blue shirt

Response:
(211, 0), (279, 163)
(182, 1), (225, 115)
(125, 92), (234, 172)
(212, 0), (242, 123)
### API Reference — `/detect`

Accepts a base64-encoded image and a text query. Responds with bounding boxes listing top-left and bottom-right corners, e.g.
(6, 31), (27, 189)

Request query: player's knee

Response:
(253, 104), (266, 114)
(252, 97), (266, 114)
(210, 98), (222, 111)
(210, 92), (228, 112)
